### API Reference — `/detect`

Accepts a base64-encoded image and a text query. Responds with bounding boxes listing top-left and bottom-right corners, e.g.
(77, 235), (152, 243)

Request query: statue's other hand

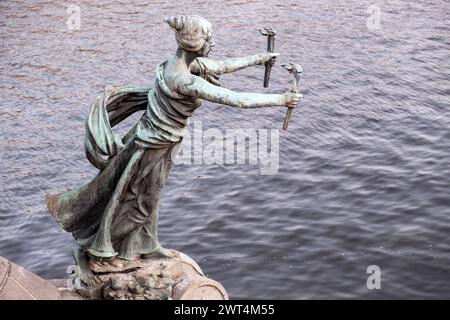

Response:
(261, 52), (279, 66)
(282, 91), (301, 108)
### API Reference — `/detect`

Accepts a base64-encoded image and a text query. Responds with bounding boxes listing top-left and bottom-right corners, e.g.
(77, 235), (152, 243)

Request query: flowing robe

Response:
(46, 60), (211, 260)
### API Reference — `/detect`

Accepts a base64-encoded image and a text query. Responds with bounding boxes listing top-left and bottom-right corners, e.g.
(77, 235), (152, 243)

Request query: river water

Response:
(1, 0), (449, 299)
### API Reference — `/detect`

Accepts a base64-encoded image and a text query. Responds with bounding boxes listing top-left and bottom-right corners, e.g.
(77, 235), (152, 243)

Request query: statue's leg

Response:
(73, 249), (101, 287)
(140, 147), (177, 259)
(107, 145), (179, 260)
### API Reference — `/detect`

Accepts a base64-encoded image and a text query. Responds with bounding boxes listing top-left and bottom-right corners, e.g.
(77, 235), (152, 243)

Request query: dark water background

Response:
(1, 0), (449, 299)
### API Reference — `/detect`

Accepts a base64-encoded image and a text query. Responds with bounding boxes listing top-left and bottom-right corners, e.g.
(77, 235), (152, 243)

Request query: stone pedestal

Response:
(0, 256), (60, 300)
(0, 252), (228, 300)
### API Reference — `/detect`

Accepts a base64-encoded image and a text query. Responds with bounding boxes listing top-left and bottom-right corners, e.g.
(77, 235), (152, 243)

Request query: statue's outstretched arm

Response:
(191, 53), (276, 75)
(174, 74), (293, 109)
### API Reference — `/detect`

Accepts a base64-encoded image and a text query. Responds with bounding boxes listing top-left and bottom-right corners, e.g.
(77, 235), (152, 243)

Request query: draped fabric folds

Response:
(84, 86), (150, 170)
(46, 61), (202, 260)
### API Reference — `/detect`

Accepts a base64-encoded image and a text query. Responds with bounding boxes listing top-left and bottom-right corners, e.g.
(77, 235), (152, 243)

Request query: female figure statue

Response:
(46, 15), (300, 285)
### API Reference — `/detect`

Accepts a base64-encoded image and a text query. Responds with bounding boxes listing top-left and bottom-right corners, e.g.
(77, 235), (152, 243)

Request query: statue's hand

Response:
(261, 52), (279, 66)
(282, 91), (302, 108)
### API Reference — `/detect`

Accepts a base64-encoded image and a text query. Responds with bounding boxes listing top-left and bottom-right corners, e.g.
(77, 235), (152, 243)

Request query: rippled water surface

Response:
(1, 0), (449, 299)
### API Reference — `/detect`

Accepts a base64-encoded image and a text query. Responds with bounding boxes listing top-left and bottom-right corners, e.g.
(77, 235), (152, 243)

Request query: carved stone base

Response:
(64, 250), (228, 300)
(76, 255), (175, 300)
(0, 252), (228, 300)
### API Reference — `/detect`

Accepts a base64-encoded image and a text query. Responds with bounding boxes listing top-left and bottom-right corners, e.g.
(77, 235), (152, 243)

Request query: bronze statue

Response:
(46, 15), (301, 286)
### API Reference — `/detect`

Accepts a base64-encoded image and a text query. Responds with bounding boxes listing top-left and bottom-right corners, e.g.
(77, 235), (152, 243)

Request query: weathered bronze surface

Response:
(45, 15), (301, 291)
(282, 63), (303, 131)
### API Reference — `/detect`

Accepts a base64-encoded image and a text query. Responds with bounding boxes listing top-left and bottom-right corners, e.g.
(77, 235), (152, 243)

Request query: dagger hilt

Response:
(258, 27), (276, 88)
(281, 63), (303, 131)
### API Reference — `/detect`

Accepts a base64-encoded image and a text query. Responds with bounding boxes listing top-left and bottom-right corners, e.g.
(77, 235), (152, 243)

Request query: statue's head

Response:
(165, 15), (215, 57)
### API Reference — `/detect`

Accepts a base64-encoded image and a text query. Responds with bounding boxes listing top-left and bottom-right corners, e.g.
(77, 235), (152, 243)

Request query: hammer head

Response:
(282, 63), (303, 76)
(258, 26), (276, 37)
